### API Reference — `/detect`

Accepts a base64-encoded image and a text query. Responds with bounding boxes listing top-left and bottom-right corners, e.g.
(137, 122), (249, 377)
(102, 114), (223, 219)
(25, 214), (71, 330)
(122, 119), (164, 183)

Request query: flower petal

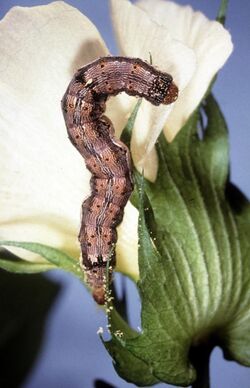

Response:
(137, 0), (233, 141)
(116, 202), (139, 280)
(110, 0), (196, 180)
(0, 1), (108, 260)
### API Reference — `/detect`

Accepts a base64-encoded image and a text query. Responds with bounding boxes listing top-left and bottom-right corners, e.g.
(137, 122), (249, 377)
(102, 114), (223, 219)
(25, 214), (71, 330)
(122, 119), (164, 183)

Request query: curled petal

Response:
(137, 0), (233, 140)
(0, 1), (108, 260)
(110, 0), (196, 180)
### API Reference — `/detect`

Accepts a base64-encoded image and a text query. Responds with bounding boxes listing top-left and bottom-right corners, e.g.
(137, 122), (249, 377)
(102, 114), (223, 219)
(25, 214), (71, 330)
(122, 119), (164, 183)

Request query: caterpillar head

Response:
(163, 81), (179, 104)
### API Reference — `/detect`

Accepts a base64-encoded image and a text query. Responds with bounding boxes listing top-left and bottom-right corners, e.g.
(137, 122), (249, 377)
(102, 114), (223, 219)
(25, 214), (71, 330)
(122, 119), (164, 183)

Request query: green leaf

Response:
(94, 380), (116, 388)
(0, 241), (81, 278)
(104, 94), (250, 386)
(0, 247), (55, 273)
(120, 98), (142, 150)
(120, 99), (142, 210)
(103, 308), (159, 386)
(0, 270), (60, 386)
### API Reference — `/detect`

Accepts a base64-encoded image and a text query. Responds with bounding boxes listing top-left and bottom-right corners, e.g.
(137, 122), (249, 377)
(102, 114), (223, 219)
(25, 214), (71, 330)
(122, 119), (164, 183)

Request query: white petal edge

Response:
(0, 1), (109, 261)
(137, 0), (233, 141)
(110, 0), (196, 181)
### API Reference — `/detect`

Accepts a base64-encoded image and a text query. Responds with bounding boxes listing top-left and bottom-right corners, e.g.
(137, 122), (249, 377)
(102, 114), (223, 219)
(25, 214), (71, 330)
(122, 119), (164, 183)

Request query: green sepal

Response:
(104, 94), (250, 386)
(120, 98), (142, 150)
(0, 241), (81, 278)
(0, 247), (55, 273)
(103, 308), (159, 386)
(0, 270), (60, 386)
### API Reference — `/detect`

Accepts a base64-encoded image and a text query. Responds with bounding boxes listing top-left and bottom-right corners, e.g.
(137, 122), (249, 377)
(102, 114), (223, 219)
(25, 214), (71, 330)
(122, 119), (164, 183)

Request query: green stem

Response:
(216, 0), (229, 25)
(190, 342), (214, 388)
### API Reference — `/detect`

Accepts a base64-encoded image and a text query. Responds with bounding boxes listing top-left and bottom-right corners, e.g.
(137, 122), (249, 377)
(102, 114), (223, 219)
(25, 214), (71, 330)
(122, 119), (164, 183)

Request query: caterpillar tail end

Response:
(92, 287), (106, 305)
(84, 265), (111, 305)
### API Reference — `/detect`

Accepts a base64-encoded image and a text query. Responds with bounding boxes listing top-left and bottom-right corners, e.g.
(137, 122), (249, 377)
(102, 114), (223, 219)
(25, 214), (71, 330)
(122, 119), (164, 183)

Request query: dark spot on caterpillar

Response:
(61, 56), (178, 304)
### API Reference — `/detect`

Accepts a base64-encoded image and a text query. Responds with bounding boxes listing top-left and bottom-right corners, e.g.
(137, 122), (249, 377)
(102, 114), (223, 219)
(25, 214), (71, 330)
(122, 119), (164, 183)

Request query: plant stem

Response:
(216, 0), (229, 25)
(190, 341), (214, 388)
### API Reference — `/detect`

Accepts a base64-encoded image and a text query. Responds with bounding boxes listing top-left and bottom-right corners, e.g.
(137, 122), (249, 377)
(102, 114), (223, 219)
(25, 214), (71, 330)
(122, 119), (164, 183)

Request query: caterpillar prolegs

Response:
(61, 56), (178, 304)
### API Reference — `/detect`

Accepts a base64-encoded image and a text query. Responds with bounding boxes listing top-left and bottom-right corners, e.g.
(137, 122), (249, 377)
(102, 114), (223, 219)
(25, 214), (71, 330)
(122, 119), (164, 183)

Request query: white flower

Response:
(136, 0), (233, 141)
(0, 0), (232, 280)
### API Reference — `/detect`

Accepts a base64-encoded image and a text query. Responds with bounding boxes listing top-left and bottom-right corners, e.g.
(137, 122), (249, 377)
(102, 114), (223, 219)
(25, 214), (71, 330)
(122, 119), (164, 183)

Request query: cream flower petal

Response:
(116, 202), (139, 279)
(110, 0), (196, 181)
(0, 1), (109, 260)
(137, 0), (233, 141)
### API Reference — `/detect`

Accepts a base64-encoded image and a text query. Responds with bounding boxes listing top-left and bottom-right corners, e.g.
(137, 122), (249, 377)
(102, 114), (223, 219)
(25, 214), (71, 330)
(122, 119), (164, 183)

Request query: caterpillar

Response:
(61, 56), (178, 304)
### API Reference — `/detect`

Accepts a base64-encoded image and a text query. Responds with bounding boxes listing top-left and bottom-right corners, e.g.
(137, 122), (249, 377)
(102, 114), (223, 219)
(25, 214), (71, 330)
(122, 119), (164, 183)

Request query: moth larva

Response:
(61, 56), (178, 304)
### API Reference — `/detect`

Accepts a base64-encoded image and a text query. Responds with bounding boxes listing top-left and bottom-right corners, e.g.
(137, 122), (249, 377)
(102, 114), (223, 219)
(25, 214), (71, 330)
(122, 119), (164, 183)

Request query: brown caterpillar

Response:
(61, 56), (178, 304)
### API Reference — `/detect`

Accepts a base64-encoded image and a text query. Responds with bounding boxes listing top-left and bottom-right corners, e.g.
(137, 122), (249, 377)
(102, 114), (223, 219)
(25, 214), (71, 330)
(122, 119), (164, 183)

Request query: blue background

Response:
(1, 0), (250, 387)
